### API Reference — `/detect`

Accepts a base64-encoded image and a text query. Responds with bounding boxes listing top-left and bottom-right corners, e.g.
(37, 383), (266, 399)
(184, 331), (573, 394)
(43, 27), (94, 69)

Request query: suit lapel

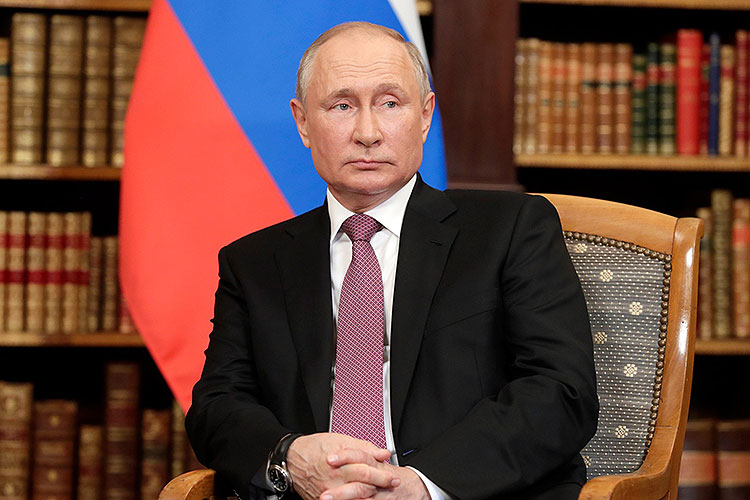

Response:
(390, 179), (457, 441)
(275, 206), (334, 432)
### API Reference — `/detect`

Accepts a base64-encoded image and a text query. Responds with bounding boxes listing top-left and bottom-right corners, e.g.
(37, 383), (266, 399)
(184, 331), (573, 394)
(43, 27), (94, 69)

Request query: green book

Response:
(659, 43), (676, 155)
(646, 42), (660, 155)
(631, 54), (647, 154)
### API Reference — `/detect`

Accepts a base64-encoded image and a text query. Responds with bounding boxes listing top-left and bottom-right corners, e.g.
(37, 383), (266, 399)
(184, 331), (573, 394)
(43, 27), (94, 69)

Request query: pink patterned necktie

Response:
(330, 214), (387, 450)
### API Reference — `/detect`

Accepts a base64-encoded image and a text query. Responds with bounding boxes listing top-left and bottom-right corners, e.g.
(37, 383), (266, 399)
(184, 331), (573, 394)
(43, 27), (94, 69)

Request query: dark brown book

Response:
(717, 420), (750, 499)
(536, 40), (552, 154)
(580, 42), (597, 154)
(86, 236), (103, 332)
(0, 212), (8, 331)
(0, 38), (9, 165)
(679, 419), (717, 500)
(77, 425), (103, 500)
(564, 43), (581, 153)
(523, 38), (540, 154)
(6, 212), (26, 332)
(25, 212), (46, 333)
(101, 237), (118, 331)
(104, 362), (140, 500)
(32, 400), (78, 500)
(140, 409), (171, 500)
(10, 13), (47, 165)
(697, 207), (713, 340)
(118, 294), (136, 335)
(711, 189), (733, 339)
(614, 43), (632, 154)
(733, 199), (750, 338)
(78, 213), (91, 333)
(596, 43), (615, 154)
(44, 213), (64, 334)
(46, 15), (84, 166)
(550, 42), (566, 153)
(0, 382), (33, 500)
(62, 213), (82, 334)
(169, 400), (187, 478)
(82, 16), (112, 167)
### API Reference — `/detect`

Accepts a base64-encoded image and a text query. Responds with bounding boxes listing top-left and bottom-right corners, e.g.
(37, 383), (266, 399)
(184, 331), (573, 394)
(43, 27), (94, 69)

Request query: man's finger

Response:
(327, 448), (390, 467)
(336, 463), (399, 488)
(320, 481), (379, 500)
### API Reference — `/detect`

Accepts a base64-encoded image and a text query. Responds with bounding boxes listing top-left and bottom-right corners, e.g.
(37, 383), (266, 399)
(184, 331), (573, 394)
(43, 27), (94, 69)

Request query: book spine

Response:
(736, 31), (749, 157)
(596, 43), (614, 154)
(580, 42), (597, 154)
(77, 425), (103, 500)
(0, 382), (34, 500)
(78, 213), (91, 333)
(678, 419), (717, 500)
(536, 40), (553, 154)
(700, 43), (711, 155)
(46, 15), (84, 167)
(62, 213), (82, 334)
(550, 42), (566, 153)
(44, 213), (64, 334)
(646, 42), (660, 155)
(717, 420), (750, 499)
(523, 38), (540, 154)
(170, 400), (187, 478)
(697, 207), (713, 340)
(0, 212), (8, 332)
(513, 38), (527, 156)
(719, 45), (735, 156)
(82, 15), (112, 167)
(25, 212), (46, 333)
(677, 29), (703, 155)
(659, 43), (677, 155)
(733, 199), (750, 339)
(87, 236), (103, 332)
(6, 212), (27, 332)
(10, 13), (47, 165)
(140, 409), (171, 500)
(104, 362), (140, 500)
(711, 189), (733, 339)
(565, 43), (581, 153)
(631, 54), (647, 154)
(613, 43), (632, 155)
(708, 33), (721, 156)
(32, 400), (78, 500)
(101, 237), (118, 331)
(118, 295), (136, 335)
(0, 39), (9, 165)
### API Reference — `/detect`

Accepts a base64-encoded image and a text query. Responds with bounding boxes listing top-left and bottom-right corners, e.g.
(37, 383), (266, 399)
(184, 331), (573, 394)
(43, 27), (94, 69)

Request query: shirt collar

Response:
(327, 174), (417, 244)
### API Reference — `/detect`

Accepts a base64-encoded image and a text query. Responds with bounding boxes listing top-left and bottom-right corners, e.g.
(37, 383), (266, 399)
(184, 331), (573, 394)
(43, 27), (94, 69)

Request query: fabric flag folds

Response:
(120, 0), (447, 412)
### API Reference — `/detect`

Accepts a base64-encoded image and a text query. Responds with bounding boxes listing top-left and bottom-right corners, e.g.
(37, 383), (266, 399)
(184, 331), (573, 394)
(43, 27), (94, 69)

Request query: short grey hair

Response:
(295, 21), (431, 105)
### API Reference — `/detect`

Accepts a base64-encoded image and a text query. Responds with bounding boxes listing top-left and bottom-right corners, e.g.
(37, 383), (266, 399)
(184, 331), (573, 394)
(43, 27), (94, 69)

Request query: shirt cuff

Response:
(407, 467), (453, 500)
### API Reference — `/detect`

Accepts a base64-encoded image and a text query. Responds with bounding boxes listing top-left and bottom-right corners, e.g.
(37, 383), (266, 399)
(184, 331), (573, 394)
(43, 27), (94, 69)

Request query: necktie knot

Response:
(341, 214), (382, 242)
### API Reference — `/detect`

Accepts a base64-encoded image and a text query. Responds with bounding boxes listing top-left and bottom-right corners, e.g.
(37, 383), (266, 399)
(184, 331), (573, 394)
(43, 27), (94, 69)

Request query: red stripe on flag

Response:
(120, 0), (294, 411)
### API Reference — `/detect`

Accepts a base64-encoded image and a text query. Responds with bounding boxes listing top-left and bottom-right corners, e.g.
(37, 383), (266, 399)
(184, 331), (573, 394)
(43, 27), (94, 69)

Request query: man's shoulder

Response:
(442, 188), (556, 216)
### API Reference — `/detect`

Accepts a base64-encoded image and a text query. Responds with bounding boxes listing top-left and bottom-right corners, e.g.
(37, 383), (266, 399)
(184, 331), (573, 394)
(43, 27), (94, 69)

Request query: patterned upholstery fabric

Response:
(563, 232), (671, 480)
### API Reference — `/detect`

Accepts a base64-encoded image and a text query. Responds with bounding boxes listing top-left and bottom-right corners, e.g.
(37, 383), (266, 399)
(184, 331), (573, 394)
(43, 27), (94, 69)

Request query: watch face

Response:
(269, 465), (289, 493)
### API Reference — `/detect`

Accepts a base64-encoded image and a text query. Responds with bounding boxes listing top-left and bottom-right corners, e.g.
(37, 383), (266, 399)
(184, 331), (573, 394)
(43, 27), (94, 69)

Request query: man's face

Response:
(290, 30), (435, 212)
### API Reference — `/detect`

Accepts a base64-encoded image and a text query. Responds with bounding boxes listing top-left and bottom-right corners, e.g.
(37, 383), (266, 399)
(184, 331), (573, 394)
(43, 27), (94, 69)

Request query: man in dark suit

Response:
(186, 21), (598, 500)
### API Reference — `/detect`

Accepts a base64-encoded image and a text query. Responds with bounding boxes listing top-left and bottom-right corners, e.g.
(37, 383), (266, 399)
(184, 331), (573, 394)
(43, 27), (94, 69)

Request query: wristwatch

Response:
(266, 433), (302, 497)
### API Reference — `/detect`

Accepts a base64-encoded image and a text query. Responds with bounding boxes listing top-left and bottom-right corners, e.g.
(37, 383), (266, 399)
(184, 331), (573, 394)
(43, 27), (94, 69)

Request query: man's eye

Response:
(334, 103), (350, 111)
(384, 101), (397, 108)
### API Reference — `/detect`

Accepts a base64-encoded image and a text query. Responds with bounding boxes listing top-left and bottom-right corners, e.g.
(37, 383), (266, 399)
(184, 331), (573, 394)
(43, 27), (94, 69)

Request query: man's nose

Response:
(352, 107), (383, 146)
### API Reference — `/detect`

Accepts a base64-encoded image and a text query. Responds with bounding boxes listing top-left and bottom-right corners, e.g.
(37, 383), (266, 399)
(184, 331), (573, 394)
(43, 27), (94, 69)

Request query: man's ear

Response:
(421, 91), (436, 143)
(290, 98), (311, 148)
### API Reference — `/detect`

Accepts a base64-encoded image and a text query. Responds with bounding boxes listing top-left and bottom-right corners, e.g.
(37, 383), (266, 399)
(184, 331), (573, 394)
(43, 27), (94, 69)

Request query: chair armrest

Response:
(159, 469), (216, 500)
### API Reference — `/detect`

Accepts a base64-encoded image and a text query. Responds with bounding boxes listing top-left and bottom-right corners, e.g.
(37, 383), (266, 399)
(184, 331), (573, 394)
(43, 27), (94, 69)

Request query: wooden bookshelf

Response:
(0, 165), (121, 180)
(0, 332), (144, 347)
(695, 338), (750, 355)
(515, 154), (750, 172)
(0, 0), (150, 11)
(520, 0), (750, 10)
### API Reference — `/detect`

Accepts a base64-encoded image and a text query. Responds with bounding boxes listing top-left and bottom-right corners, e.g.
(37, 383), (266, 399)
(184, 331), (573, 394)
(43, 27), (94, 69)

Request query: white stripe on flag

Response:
(386, 0), (433, 75)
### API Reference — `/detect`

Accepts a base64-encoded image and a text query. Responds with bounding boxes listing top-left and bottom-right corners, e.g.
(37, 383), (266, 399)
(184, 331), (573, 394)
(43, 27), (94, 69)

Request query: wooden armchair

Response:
(160, 194), (702, 500)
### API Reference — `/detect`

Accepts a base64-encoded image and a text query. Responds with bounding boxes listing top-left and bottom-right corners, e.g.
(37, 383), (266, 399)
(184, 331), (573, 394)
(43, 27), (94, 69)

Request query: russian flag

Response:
(120, 0), (446, 411)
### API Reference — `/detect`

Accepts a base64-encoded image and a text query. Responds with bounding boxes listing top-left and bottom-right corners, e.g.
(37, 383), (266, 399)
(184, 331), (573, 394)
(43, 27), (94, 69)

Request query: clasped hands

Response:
(287, 433), (430, 500)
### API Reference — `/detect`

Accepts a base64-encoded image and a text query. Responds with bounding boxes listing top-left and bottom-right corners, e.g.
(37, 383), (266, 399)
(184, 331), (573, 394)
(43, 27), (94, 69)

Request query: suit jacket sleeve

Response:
(405, 195), (598, 499)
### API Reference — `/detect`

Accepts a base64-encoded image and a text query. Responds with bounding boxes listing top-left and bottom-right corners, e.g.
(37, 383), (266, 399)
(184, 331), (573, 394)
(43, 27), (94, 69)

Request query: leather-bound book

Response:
(646, 42), (660, 155)
(77, 425), (104, 500)
(0, 212), (8, 331)
(659, 42), (677, 155)
(677, 29), (703, 155)
(536, 40), (552, 154)
(580, 42), (597, 154)
(523, 38), (540, 154)
(0, 38), (9, 164)
(24, 212), (46, 332)
(708, 33), (721, 156)
(717, 420), (750, 499)
(564, 43), (581, 153)
(719, 45), (735, 156)
(0, 382), (33, 500)
(170, 400), (187, 478)
(6, 212), (26, 332)
(101, 236), (118, 331)
(631, 53), (647, 154)
(700, 43), (711, 155)
(32, 400), (77, 500)
(596, 43), (614, 154)
(711, 189), (733, 339)
(44, 213), (64, 334)
(678, 419), (717, 500)
(140, 409), (171, 500)
(513, 38), (528, 156)
(46, 15), (84, 166)
(735, 31), (748, 157)
(118, 294), (136, 335)
(62, 213), (82, 334)
(77, 212), (91, 333)
(613, 43), (632, 155)
(733, 199), (750, 338)
(550, 42), (566, 153)
(104, 362), (140, 500)
(697, 207), (713, 340)
(86, 236), (103, 332)
(82, 16), (112, 167)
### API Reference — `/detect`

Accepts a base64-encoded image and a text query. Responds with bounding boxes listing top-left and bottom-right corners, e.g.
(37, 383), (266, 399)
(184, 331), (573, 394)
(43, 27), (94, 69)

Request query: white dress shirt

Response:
(327, 174), (450, 500)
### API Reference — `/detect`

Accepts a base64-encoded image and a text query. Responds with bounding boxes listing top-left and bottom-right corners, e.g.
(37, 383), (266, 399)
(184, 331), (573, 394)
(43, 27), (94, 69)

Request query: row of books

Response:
(696, 190), (750, 340)
(0, 211), (135, 335)
(678, 419), (750, 499)
(513, 29), (750, 157)
(0, 364), (201, 500)
(0, 13), (146, 167)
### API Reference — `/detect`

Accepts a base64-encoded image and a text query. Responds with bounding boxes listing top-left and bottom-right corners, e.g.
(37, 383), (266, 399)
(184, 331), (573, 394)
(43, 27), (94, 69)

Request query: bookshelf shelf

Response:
(0, 165), (121, 181)
(0, 0), (150, 11)
(695, 339), (750, 355)
(519, 0), (750, 10)
(0, 332), (144, 347)
(515, 154), (750, 172)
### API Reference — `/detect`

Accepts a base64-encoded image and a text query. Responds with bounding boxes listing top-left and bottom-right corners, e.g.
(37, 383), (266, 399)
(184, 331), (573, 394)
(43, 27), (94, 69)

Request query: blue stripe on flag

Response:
(167, 1), (446, 215)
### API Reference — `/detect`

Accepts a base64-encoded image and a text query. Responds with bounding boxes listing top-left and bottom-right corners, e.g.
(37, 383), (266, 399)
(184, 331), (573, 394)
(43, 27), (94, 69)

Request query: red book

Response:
(677, 29), (703, 155)
(737, 31), (749, 157)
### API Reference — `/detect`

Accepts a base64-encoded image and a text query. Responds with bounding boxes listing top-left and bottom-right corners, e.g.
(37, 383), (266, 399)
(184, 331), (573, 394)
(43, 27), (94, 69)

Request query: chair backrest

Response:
(538, 194), (702, 497)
